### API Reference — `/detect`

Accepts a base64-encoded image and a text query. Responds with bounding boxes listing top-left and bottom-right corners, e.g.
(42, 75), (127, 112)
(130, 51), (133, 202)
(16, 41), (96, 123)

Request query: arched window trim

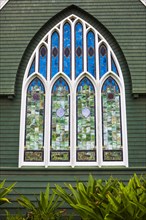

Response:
(99, 74), (128, 167)
(19, 14), (128, 167)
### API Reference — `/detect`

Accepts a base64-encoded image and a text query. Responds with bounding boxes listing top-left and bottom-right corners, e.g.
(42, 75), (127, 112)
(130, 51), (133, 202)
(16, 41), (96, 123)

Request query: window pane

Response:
(111, 56), (119, 75)
(75, 23), (83, 78)
(87, 31), (95, 77)
(24, 78), (45, 162)
(51, 32), (59, 78)
(63, 23), (71, 78)
(77, 77), (96, 161)
(50, 78), (70, 161)
(99, 44), (108, 78)
(39, 45), (47, 79)
(28, 57), (35, 76)
(102, 77), (123, 161)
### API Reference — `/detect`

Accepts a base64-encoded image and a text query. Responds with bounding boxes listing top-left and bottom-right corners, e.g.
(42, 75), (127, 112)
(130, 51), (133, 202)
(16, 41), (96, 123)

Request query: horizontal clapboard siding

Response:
(0, 1), (146, 217)
(0, 168), (146, 217)
(0, 0), (146, 94)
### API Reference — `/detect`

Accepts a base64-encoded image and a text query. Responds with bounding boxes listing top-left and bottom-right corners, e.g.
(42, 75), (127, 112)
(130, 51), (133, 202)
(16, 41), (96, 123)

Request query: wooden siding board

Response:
(0, 0), (146, 94)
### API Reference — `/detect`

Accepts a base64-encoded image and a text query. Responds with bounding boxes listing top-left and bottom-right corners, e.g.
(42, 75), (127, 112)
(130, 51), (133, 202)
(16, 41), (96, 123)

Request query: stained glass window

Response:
(77, 78), (96, 161)
(39, 45), (47, 79)
(87, 31), (95, 77)
(24, 78), (45, 162)
(50, 78), (70, 161)
(99, 44), (108, 78)
(28, 57), (35, 76)
(51, 32), (59, 78)
(63, 23), (71, 78)
(21, 15), (127, 167)
(111, 56), (119, 75)
(75, 23), (83, 78)
(102, 77), (123, 161)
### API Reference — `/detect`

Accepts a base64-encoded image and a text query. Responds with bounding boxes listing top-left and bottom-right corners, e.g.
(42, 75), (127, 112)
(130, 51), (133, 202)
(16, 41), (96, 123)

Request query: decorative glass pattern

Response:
(51, 32), (59, 78)
(111, 56), (119, 75)
(102, 77), (122, 161)
(75, 23), (83, 78)
(77, 77), (96, 161)
(25, 78), (45, 161)
(51, 78), (70, 161)
(63, 23), (71, 78)
(99, 44), (108, 78)
(39, 45), (47, 79)
(22, 15), (127, 166)
(28, 57), (35, 76)
(87, 31), (95, 77)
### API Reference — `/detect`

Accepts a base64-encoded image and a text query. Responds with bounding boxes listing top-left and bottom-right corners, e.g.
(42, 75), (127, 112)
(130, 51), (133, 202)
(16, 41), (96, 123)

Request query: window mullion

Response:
(96, 33), (99, 80)
(71, 21), (75, 80)
(83, 22), (87, 73)
(59, 25), (63, 73)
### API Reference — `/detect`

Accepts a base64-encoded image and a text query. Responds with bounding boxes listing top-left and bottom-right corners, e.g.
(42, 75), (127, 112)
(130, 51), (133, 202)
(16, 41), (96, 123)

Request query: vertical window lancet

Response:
(63, 22), (71, 78)
(99, 44), (108, 78)
(87, 31), (95, 77)
(75, 22), (83, 78)
(24, 78), (45, 162)
(21, 15), (127, 167)
(111, 55), (119, 75)
(28, 57), (35, 76)
(51, 31), (59, 78)
(76, 77), (96, 162)
(102, 77), (122, 161)
(39, 45), (47, 79)
(50, 77), (70, 161)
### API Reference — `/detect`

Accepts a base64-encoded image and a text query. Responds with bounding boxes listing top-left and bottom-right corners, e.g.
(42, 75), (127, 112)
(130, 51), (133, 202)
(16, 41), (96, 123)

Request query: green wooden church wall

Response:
(0, 0), (146, 217)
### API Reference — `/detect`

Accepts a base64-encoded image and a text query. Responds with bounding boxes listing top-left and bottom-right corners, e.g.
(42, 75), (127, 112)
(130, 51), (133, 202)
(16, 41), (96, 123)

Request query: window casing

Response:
(19, 14), (128, 167)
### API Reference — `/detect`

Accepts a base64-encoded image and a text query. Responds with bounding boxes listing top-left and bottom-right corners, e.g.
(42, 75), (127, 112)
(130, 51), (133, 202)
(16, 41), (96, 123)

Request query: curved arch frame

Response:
(19, 14), (128, 167)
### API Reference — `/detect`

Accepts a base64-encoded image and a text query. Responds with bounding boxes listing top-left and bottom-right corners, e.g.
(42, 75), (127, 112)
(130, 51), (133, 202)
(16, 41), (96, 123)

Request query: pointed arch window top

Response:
(25, 14), (123, 81)
(20, 14), (128, 167)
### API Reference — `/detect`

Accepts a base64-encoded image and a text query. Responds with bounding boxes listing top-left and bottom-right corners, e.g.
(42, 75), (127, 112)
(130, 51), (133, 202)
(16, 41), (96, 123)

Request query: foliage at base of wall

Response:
(1, 174), (146, 220)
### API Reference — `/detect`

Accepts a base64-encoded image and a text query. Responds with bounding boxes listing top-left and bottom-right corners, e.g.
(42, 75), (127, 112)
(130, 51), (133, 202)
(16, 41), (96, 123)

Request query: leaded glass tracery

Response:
(24, 78), (45, 162)
(50, 77), (70, 161)
(102, 77), (122, 161)
(63, 23), (71, 78)
(77, 77), (96, 161)
(20, 14), (127, 167)
(75, 22), (83, 78)
(87, 31), (95, 77)
(28, 57), (35, 76)
(39, 45), (47, 79)
(51, 31), (59, 78)
(99, 44), (108, 78)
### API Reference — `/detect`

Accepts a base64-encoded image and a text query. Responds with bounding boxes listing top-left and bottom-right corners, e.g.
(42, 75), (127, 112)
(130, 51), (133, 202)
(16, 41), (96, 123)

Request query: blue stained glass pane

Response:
(102, 77), (119, 92)
(39, 46), (47, 79)
(25, 78), (45, 161)
(99, 45), (108, 78)
(75, 23), (83, 78)
(28, 58), (35, 76)
(111, 57), (118, 75)
(87, 31), (95, 77)
(51, 32), (59, 78)
(63, 23), (71, 78)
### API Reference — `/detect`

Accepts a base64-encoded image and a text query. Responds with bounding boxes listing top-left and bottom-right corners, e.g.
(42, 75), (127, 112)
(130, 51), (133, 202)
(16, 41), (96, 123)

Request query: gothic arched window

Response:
(19, 15), (128, 167)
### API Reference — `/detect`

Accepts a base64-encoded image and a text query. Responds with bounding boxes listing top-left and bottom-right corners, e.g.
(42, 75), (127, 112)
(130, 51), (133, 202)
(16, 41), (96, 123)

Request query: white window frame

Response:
(19, 14), (128, 167)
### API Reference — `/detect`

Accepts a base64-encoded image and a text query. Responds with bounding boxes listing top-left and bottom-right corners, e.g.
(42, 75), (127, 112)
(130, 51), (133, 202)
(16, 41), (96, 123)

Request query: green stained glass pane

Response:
(102, 77), (122, 161)
(51, 78), (70, 161)
(25, 78), (45, 161)
(77, 77), (96, 161)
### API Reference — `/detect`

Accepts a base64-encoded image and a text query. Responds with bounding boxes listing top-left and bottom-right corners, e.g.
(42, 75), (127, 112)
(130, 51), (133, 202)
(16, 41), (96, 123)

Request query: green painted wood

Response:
(0, 0), (146, 95)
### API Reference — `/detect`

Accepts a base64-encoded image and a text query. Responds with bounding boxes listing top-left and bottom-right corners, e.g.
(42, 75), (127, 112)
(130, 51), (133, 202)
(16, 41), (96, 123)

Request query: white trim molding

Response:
(19, 14), (128, 168)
